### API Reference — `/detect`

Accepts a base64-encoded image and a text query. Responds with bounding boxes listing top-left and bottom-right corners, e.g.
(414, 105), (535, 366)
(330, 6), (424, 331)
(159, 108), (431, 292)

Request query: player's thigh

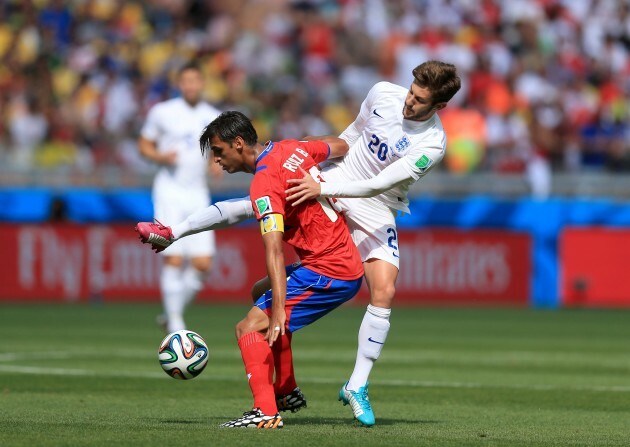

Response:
(341, 198), (400, 268)
(340, 199), (400, 308)
(253, 266), (362, 333)
(250, 261), (302, 302)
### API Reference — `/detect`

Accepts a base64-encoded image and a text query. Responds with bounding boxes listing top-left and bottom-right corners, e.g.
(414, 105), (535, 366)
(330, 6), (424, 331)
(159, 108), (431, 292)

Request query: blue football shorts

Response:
(254, 265), (362, 333)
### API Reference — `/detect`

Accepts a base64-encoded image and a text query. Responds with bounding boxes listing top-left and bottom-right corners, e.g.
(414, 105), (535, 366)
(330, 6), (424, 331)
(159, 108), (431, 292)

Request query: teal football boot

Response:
(338, 382), (375, 426)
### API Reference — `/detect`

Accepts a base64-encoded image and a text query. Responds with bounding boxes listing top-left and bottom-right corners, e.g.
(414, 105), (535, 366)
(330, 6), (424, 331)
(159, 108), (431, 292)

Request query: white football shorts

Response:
(335, 197), (400, 269)
(153, 188), (216, 258)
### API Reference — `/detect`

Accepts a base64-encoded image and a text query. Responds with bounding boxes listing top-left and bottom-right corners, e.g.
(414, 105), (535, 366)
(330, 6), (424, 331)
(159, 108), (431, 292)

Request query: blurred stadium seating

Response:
(1, 0), (630, 191)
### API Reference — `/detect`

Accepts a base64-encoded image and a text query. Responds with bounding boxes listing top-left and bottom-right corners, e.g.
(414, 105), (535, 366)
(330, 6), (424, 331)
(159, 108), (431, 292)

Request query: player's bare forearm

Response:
(303, 135), (349, 159)
(138, 137), (176, 166)
(262, 231), (287, 346)
(285, 167), (321, 206)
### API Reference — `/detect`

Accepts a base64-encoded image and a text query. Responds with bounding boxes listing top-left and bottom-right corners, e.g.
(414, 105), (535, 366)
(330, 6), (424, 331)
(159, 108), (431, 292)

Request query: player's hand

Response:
(286, 167), (321, 206)
(265, 310), (286, 347)
(160, 151), (178, 166)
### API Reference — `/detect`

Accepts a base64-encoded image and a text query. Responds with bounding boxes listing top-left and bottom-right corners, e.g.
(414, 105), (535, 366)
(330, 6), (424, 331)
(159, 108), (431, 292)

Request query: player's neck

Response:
(245, 142), (265, 174)
(405, 111), (435, 123)
(183, 98), (201, 108)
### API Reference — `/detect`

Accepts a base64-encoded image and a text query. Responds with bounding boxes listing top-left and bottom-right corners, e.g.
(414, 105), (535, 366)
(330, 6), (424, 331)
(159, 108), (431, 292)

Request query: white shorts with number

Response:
(335, 197), (400, 269)
(153, 187), (216, 258)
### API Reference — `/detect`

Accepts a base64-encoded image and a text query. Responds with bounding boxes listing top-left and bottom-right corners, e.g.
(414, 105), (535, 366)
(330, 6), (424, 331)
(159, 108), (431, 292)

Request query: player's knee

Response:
(370, 283), (395, 308)
(235, 312), (268, 339)
(191, 257), (212, 273)
(163, 256), (184, 268)
(235, 319), (249, 339)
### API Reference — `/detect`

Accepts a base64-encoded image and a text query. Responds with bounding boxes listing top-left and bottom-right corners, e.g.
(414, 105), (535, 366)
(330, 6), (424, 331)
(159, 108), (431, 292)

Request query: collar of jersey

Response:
(256, 141), (274, 166)
(402, 114), (435, 132)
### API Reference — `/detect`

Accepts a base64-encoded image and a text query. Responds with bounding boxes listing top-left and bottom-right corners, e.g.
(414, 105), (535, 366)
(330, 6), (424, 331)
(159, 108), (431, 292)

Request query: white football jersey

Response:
(141, 98), (221, 192)
(323, 82), (446, 213)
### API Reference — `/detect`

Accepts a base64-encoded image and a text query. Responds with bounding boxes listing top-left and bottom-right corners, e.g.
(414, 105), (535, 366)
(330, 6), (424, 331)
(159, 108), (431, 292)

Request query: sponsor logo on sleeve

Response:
(255, 196), (273, 215)
(415, 154), (433, 172)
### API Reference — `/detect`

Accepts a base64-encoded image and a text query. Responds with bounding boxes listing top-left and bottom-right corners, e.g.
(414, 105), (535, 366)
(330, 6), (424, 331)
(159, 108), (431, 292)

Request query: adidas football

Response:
(158, 330), (209, 380)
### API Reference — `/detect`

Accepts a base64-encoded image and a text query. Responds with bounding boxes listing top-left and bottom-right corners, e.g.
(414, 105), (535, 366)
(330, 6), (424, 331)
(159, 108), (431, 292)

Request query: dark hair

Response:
(178, 61), (201, 76)
(199, 111), (258, 156)
(412, 61), (461, 105)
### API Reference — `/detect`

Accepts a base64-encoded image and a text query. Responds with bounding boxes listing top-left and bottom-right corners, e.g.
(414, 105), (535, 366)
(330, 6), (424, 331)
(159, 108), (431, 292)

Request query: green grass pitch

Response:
(0, 303), (629, 446)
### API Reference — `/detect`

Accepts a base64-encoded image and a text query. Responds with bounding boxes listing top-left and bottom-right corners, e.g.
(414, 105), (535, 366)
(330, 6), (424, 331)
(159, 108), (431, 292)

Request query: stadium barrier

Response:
(1, 224), (530, 305)
(560, 228), (630, 307)
(2, 188), (630, 307)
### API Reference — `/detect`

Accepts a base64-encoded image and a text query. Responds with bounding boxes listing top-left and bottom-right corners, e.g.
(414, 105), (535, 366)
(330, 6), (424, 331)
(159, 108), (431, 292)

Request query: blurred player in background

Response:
(136, 60), (461, 426)
(138, 62), (221, 333)
(199, 111), (363, 428)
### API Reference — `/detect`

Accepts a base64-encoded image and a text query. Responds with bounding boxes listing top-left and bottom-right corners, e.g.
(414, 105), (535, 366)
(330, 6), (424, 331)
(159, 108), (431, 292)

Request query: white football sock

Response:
(160, 264), (187, 332)
(347, 304), (391, 391)
(183, 265), (207, 306)
(171, 196), (254, 239)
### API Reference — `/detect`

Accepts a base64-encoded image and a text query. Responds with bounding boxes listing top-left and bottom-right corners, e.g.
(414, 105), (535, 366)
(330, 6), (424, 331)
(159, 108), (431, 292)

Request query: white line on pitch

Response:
(1, 364), (629, 393)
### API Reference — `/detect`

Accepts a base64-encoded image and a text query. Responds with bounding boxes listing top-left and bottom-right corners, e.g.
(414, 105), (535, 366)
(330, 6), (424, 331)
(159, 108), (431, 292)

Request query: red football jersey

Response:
(250, 140), (363, 281)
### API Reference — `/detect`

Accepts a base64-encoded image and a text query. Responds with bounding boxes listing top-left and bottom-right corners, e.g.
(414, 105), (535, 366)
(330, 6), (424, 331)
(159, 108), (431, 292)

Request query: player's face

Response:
(178, 69), (204, 105)
(209, 135), (243, 173)
(403, 82), (445, 121)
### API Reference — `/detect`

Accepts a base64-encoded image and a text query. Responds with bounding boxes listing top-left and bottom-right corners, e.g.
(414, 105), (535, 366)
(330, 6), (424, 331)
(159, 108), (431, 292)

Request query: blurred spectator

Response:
(2, 0), (630, 190)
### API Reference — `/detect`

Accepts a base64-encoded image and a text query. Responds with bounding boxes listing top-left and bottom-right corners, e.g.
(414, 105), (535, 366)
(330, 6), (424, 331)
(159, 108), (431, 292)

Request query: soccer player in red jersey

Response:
(198, 111), (364, 429)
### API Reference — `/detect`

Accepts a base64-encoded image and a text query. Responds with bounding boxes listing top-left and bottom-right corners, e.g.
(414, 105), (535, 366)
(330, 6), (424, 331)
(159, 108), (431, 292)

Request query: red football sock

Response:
(272, 332), (297, 396)
(238, 331), (277, 415)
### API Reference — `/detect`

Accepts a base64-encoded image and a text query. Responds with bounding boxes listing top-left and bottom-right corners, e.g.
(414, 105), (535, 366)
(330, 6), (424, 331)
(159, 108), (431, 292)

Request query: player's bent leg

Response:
(343, 258), (398, 426)
(225, 307), (282, 428)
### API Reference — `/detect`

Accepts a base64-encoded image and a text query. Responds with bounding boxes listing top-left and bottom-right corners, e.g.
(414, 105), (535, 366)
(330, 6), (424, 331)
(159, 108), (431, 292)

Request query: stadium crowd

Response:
(1, 0), (630, 178)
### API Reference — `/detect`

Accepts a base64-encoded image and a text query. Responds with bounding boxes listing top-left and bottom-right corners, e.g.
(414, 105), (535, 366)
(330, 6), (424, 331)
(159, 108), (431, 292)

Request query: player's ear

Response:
(433, 102), (447, 111)
(234, 136), (244, 153)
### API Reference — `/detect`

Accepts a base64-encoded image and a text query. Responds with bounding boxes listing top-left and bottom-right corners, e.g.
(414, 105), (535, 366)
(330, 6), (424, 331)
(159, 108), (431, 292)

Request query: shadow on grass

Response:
(160, 419), (204, 424)
(157, 416), (442, 427)
(284, 416), (441, 426)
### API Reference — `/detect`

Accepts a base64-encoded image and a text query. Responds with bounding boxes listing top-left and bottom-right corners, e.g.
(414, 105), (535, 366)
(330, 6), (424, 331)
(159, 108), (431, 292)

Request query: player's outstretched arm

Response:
(286, 153), (437, 205)
(261, 223), (287, 347)
(302, 135), (349, 159)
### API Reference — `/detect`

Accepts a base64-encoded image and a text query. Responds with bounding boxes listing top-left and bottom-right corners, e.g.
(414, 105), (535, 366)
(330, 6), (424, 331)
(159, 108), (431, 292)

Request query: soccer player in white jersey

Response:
(136, 60), (461, 425)
(138, 62), (221, 333)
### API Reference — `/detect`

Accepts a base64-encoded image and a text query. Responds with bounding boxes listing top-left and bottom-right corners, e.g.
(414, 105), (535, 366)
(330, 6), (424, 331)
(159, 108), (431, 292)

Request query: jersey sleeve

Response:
(401, 142), (445, 181)
(338, 82), (382, 146)
(299, 140), (330, 164)
(140, 104), (162, 141)
(320, 157), (415, 198)
(250, 168), (286, 220)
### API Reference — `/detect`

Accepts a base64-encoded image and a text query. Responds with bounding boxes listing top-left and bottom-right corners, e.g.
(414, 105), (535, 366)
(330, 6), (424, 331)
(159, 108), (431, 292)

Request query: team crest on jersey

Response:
(415, 154), (434, 172)
(394, 135), (411, 154)
(255, 196), (273, 215)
